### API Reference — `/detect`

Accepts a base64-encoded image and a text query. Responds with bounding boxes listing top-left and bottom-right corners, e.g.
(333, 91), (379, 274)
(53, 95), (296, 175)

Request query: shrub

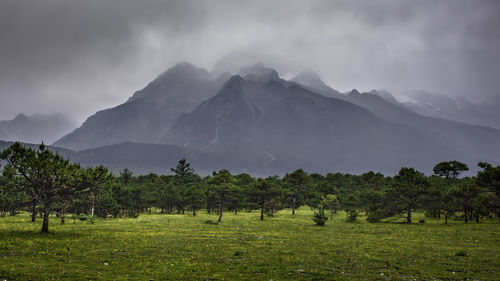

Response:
(126, 209), (139, 218)
(313, 212), (328, 226)
(346, 209), (358, 223)
(78, 214), (88, 221)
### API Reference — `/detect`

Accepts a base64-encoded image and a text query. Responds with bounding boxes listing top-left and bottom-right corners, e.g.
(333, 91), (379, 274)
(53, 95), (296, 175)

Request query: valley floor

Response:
(0, 208), (499, 280)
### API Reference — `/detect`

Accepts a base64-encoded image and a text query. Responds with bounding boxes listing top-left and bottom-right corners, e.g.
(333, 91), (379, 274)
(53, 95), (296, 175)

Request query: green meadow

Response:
(0, 208), (499, 281)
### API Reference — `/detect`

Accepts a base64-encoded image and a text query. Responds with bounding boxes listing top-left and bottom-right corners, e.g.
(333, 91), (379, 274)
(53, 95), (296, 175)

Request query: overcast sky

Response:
(0, 0), (499, 124)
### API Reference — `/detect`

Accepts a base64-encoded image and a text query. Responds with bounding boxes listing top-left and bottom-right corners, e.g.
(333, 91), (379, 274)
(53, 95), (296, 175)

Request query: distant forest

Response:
(1, 142), (499, 233)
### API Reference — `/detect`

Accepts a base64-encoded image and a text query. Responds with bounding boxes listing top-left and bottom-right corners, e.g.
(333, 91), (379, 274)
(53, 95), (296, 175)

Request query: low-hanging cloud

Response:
(0, 0), (499, 123)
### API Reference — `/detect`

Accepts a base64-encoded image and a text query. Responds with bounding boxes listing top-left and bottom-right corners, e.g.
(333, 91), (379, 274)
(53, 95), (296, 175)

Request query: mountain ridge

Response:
(47, 61), (500, 175)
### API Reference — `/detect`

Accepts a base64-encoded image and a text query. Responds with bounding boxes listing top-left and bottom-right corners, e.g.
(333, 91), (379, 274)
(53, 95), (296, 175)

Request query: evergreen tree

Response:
(248, 177), (281, 220)
(208, 170), (237, 223)
(388, 167), (430, 223)
(283, 169), (312, 215)
(0, 142), (82, 233)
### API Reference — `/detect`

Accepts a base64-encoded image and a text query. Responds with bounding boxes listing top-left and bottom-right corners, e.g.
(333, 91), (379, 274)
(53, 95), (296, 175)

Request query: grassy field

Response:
(0, 208), (499, 281)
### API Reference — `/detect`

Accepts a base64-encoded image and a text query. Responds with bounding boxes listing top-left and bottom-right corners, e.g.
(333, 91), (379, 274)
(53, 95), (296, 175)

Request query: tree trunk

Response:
(31, 201), (37, 222)
(217, 203), (223, 223)
(41, 208), (50, 233)
(60, 208), (66, 225)
(234, 208), (238, 215)
(407, 207), (412, 223)
(193, 209), (196, 216)
(292, 197), (296, 215)
(464, 209), (468, 223)
(260, 205), (264, 220)
(445, 212), (448, 224)
(148, 207), (151, 215)
(475, 213), (480, 223)
(91, 196), (95, 218)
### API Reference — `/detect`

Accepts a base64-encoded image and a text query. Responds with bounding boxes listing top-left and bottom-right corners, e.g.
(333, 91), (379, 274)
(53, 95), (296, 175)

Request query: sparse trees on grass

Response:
(0, 142), (82, 233)
(283, 169), (312, 215)
(247, 177), (281, 220)
(387, 167), (430, 223)
(208, 170), (238, 223)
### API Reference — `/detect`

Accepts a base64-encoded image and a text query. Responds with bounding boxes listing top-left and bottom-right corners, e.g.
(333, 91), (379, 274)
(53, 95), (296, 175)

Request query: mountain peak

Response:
(238, 63), (280, 83)
(13, 113), (28, 121)
(292, 71), (322, 84)
(127, 62), (213, 103)
(368, 89), (399, 104)
(160, 61), (211, 80)
(291, 70), (327, 89)
(227, 74), (245, 84)
(348, 89), (361, 96)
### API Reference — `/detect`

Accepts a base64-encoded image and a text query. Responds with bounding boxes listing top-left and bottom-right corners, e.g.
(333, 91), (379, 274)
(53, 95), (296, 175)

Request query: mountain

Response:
(275, 70), (500, 167)
(0, 129), (8, 140)
(0, 113), (75, 144)
(238, 63), (281, 83)
(400, 91), (500, 130)
(369, 89), (399, 104)
(45, 61), (500, 175)
(0, 140), (295, 176)
(165, 73), (464, 175)
(54, 62), (227, 150)
(291, 71), (343, 98)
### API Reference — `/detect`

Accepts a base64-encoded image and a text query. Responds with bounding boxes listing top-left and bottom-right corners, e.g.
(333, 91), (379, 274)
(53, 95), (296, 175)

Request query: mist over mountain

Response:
(291, 71), (343, 98)
(165, 68), (463, 174)
(53, 62), (227, 150)
(398, 91), (500, 130)
(0, 113), (75, 144)
(293, 72), (500, 164)
(10, 61), (499, 175)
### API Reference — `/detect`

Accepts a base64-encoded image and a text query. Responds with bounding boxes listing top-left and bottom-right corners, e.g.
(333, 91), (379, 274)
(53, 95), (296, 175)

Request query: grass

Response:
(0, 208), (499, 280)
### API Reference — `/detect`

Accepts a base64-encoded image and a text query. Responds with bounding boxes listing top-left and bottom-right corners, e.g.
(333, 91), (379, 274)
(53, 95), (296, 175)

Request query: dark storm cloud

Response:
(0, 0), (499, 122)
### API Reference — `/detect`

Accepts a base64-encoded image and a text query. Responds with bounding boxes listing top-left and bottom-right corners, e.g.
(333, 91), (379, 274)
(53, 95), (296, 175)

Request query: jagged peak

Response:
(13, 113), (28, 121)
(238, 63), (280, 83)
(220, 75), (246, 88)
(127, 61), (213, 102)
(348, 89), (361, 96)
(160, 61), (211, 79)
(292, 70), (323, 84)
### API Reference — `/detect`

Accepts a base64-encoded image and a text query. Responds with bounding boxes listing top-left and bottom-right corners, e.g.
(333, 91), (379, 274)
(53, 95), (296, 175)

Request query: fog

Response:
(0, 0), (499, 123)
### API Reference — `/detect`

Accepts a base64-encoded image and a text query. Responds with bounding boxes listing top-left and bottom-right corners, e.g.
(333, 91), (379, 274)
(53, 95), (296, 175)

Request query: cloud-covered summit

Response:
(1, 0), (499, 123)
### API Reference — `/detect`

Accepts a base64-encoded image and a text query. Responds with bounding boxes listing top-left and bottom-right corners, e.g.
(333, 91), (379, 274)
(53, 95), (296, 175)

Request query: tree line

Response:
(0, 142), (499, 232)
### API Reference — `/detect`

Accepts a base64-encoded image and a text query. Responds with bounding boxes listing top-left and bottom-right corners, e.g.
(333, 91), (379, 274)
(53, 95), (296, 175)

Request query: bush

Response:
(125, 209), (139, 218)
(367, 210), (386, 223)
(78, 214), (88, 221)
(346, 209), (358, 223)
(313, 212), (328, 226)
